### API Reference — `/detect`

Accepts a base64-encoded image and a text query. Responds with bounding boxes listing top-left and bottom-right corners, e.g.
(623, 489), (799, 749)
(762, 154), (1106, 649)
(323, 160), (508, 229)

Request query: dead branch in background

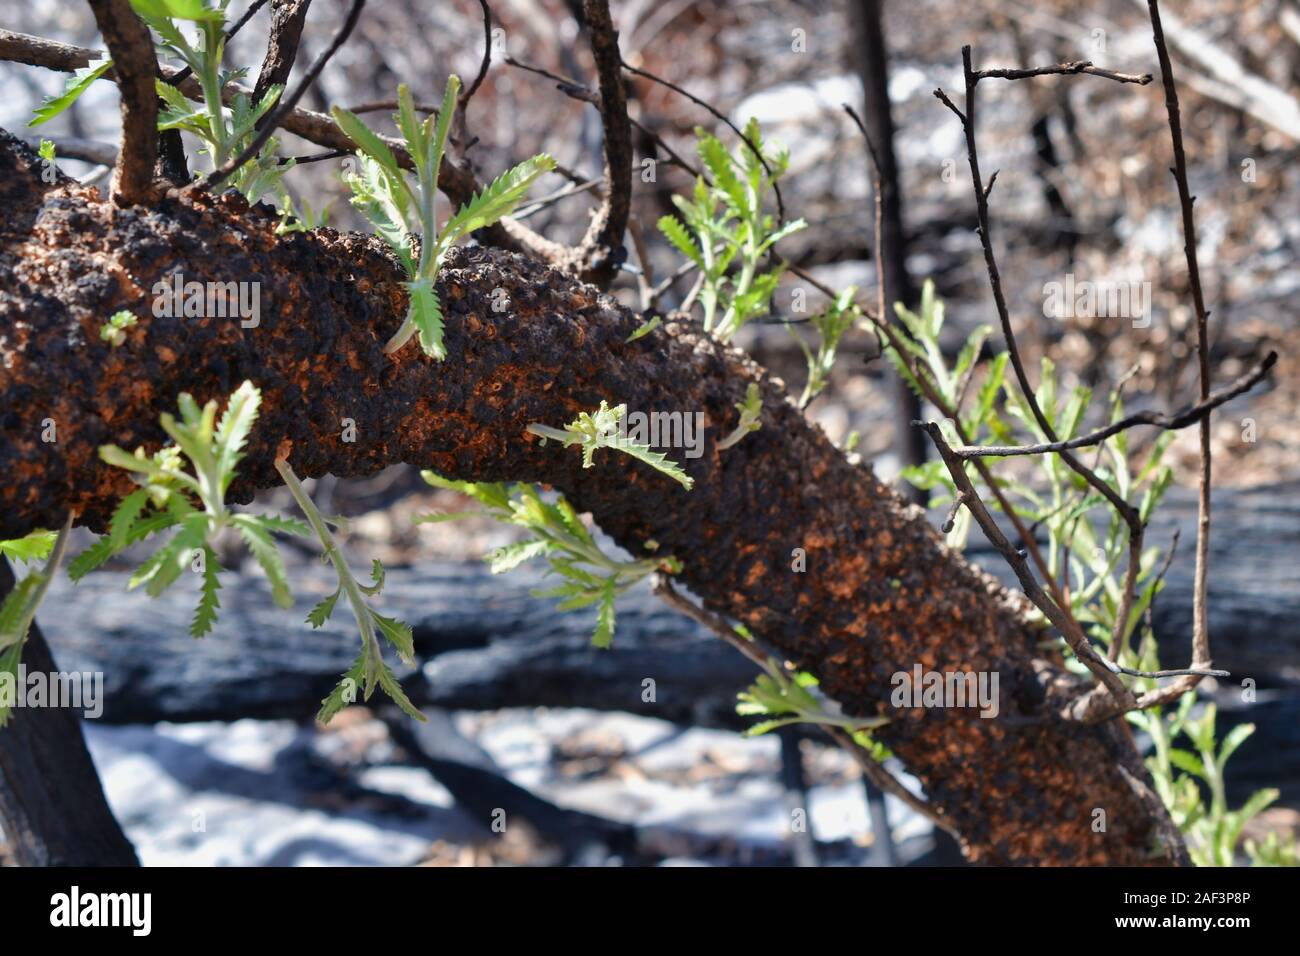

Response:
(252, 0), (312, 118)
(562, 0), (633, 289)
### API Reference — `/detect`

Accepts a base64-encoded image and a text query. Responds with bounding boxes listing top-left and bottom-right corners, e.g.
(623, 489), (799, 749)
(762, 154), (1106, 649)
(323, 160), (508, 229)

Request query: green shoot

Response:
(29, 56), (113, 127)
(100, 310), (138, 347)
(77, 381), (309, 637)
(138, 0), (291, 203)
(658, 119), (806, 341)
(737, 655), (889, 738)
(0, 514), (73, 726)
(526, 401), (694, 489)
(275, 193), (331, 235)
(419, 473), (680, 649)
(626, 316), (661, 343)
(716, 383), (762, 451)
(333, 77), (555, 358)
(792, 286), (860, 408)
(1128, 685), (1289, 866)
(274, 460), (424, 724)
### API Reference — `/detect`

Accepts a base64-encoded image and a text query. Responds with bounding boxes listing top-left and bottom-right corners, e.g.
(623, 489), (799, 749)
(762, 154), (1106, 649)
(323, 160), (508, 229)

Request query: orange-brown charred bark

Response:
(0, 131), (1178, 864)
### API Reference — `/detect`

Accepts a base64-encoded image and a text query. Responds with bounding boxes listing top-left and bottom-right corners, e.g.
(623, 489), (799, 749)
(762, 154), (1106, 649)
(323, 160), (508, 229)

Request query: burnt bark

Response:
(0, 131), (1175, 865)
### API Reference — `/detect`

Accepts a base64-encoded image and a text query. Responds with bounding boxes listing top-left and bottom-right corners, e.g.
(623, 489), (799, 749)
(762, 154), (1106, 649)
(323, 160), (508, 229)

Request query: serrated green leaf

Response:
(343, 153), (414, 270)
(403, 277), (444, 358)
(214, 381), (260, 489)
(371, 609), (415, 664)
(357, 558), (385, 597)
(0, 574), (42, 651)
(487, 539), (551, 574)
(658, 215), (704, 267)
(317, 652), (367, 725)
(0, 531), (57, 564)
(306, 587), (341, 628)
(129, 514), (208, 598)
(231, 514), (293, 608)
(1168, 748), (1206, 779)
(374, 659), (426, 721)
(69, 511), (178, 581)
(190, 545), (222, 637)
(592, 578), (617, 648)
(241, 513), (312, 538)
(440, 154), (556, 247)
(30, 56), (113, 127)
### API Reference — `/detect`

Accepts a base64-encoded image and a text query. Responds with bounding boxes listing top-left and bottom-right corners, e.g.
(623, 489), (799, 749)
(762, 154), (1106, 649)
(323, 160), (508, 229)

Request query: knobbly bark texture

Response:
(0, 131), (1174, 864)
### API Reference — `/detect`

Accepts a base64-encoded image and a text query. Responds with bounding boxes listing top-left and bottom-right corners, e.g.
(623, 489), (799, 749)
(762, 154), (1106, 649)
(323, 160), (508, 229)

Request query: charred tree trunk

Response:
(0, 559), (139, 866)
(848, 0), (927, 501)
(0, 132), (1177, 865)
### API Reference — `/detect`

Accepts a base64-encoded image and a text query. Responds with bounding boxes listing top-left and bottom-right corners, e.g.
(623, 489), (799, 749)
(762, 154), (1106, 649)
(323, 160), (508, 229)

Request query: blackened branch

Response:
(87, 0), (159, 205)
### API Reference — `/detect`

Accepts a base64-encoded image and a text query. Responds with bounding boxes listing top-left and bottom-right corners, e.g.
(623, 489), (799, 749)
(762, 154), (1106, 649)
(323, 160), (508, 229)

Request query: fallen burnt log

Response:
(37, 561), (758, 728)
(0, 130), (1175, 864)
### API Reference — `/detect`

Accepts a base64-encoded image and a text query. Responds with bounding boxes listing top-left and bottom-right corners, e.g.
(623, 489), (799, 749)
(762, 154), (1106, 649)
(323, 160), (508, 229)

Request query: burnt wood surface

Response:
(0, 129), (1205, 863)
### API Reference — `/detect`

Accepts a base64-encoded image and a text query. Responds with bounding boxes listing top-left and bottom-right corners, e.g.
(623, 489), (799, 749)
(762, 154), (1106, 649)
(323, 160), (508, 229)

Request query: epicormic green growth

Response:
(333, 76), (555, 358)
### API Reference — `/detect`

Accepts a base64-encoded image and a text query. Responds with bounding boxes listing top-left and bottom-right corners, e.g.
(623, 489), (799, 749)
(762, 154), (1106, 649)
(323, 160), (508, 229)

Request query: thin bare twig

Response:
(951, 352), (1276, 458)
(345, 98), (440, 114)
(973, 59), (1152, 85)
(460, 0), (493, 110)
(276, 147), (349, 165)
(941, 492), (968, 534)
(569, 0), (633, 288)
(504, 54), (701, 178)
(251, 0), (312, 123)
(840, 104), (887, 328)
(513, 178), (602, 219)
(1149, 0), (1214, 676)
